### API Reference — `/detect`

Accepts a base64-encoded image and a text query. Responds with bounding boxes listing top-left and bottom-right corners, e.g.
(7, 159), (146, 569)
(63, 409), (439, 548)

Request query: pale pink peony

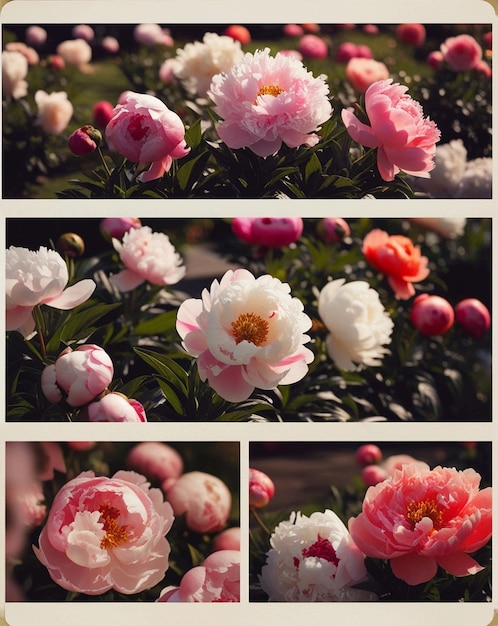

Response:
(133, 23), (172, 48)
(164, 471), (231, 533)
(126, 442), (184, 490)
(105, 91), (189, 182)
(209, 48), (332, 157)
(213, 527), (241, 551)
(101, 36), (120, 55)
(249, 468), (275, 509)
(110, 225), (185, 291)
(440, 34), (482, 71)
(2, 50), (29, 100)
(33, 470), (174, 594)
(157, 550), (240, 602)
(176, 268), (314, 402)
(342, 79), (440, 181)
(5, 41), (39, 65)
(34, 90), (73, 134)
(362, 228), (430, 299)
(56, 39), (92, 67)
(87, 393), (147, 422)
(345, 57), (389, 93)
(71, 24), (95, 42)
(6, 245), (95, 336)
(232, 217), (303, 248)
(41, 344), (114, 407)
(259, 509), (370, 601)
(349, 463), (492, 585)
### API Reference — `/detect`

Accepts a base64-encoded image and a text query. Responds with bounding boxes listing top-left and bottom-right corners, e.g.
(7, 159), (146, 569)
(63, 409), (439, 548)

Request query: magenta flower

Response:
(349, 463), (492, 585)
(176, 269), (314, 402)
(208, 48), (332, 157)
(342, 79), (440, 181)
(232, 217), (303, 248)
(33, 470), (174, 595)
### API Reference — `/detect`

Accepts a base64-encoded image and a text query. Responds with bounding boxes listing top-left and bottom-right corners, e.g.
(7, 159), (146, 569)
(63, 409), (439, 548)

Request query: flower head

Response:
(34, 90), (73, 135)
(6, 246), (95, 336)
(68, 125), (102, 156)
(349, 463), (492, 585)
(318, 278), (394, 370)
(209, 48), (332, 157)
(341, 79), (440, 181)
(126, 442), (183, 491)
(2, 50), (29, 100)
(56, 38), (92, 67)
(259, 509), (368, 601)
(33, 470), (174, 594)
(249, 468), (275, 508)
(441, 34), (482, 71)
(232, 217), (303, 248)
(455, 298), (491, 339)
(410, 294), (454, 336)
(362, 228), (430, 299)
(345, 57), (390, 93)
(176, 268), (314, 402)
(111, 225), (185, 292)
(87, 392), (147, 422)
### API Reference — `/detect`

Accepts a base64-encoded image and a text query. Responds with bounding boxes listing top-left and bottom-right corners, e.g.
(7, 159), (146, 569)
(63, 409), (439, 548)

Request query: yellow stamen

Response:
(231, 312), (269, 346)
(99, 503), (129, 550)
(255, 84), (284, 102)
(405, 498), (444, 530)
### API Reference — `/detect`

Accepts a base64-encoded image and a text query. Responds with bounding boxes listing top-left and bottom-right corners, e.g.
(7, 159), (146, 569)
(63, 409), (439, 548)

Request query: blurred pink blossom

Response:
(316, 217), (350, 244)
(71, 24), (95, 42)
(410, 294), (454, 336)
(33, 470), (174, 594)
(176, 269), (314, 402)
(396, 23), (426, 47)
(34, 90), (74, 134)
(92, 100), (115, 128)
(342, 79), (440, 181)
(298, 34), (328, 59)
(224, 24), (252, 45)
(25, 25), (47, 47)
(345, 57), (390, 93)
(455, 298), (491, 339)
(441, 33), (482, 71)
(283, 24), (304, 37)
(232, 217), (303, 248)
(87, 392), (147, 422)
(56, 38), (92, 67)
(101, 36), (120, 54)
(5, 41), (39, 65)
(249, 468), (275, 509)
(349, 463), (492, 585)
(356, 444), (382, 467)
(100, 217), (142, 241)
(133, 23), (173, 47)
(2, 50), (29, 100)
(126, 442), (184, 489)
(427, 50), (444, 70)
(209, 48), (332, 157)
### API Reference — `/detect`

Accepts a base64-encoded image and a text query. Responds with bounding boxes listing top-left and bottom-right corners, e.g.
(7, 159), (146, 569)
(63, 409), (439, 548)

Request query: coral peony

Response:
(440, 34), (482, 71)
(176, 268), (314, 402)
(249, 468), (275, 508)
(345, 57), (390, 93)
(209, 48), (332, 157)
(87, 393), (147, 422)
(33, 470), (174, 594)
(410, 294), (454, 336)
(342, 79), (440, 181)
(259, 509), (370, 601)
(157, 550), (240, 602)
(349, 463), (492, 585)
(110, 225), (185, 291)
(34, 90), (73, 135)
(318, 278), (393, 370)
(362, 228), (430, 299)
(6, 246), (95, 336)
(2, 50), (29, 100)
(164, 471), (231, 533)
(455, 298), (491, 339)
(232, 217), (303, 248)
(41, 344), (114, 407)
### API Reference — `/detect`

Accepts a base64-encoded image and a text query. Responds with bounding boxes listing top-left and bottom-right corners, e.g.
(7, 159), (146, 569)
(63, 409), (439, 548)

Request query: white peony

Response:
(2, 50), (29, 100)
(173, 32), (244, 97)
(456, 157), (492, 198)
(318, 278), (393, 371)
(259, 509), (370, 602)
(34, 90), (73, 135)
(410, 217), (467, 239)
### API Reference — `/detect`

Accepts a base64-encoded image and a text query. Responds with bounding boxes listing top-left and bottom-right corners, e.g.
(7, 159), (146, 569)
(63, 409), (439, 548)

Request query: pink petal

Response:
(387, 275), (415, 300)
(6, 305), (34, 333)
(45, 279), (96, 310)
(341, 109), (379, 148)
(390, 552), (438, 585)
(110, 269), (145, 292)
(436, 551), (484, 577)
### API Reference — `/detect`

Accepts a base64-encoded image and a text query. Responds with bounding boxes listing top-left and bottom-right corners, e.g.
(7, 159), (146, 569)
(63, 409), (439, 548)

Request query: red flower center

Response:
(98, 503), (129, 549)
(294, 534), (339, 568)
(127, 114), (149, 141)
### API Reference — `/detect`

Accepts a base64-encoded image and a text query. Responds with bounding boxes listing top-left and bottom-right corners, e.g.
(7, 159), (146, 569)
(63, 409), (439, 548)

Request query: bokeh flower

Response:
(440, 33), (482, 71)
(56, 38), (92, 67)
(362, 228), (430, 299)
(34, 90), (73, 135)
(318, 278), (394, 371)
(2, 50), (29, 100)
(298, 34), (328, 59)
(349, 463), (492, 585)
(259, 509), (369, 601)
(133, 23), (172, 48)
(232, 217), (303, 248)
(126, 442), (184, 491)
(345, 57), (390, 93)
(316, 217), (351, 244)
(209, 48), (332, 157)
(455, 298), (491, 339)
(342, 79), (440, 181)
(110, 225), (185, 292)
(100, 217), (141, 241)
(396, 24), (426, 47)
(6, 246), (95, 336)
(176, 268), (314, 402)
(33, 470), (174, 594)
(249, 468), (275, 508)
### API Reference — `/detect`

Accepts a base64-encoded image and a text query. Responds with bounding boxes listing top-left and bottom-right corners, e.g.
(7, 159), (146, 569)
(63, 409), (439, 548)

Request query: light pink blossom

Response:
(345, 57), (390, 93)
(176, 268), (314, 402)
(25, 25), (47, 47)
(5, 41), (39, 65)
(100, 217), (141, 241)
(298, 34), (328, 59)
(157, 550), (240, 602)
(110, 225), (185, 291)
(6, 246), (95, 336)
(232, 217), (303, 248)
(71, 25), (95, 42)
(34, 90), (73, 134)
(164, 471), (231, 533)
(440, 34), (482, 71)
(101, 36), (120, 55)
(342, 79), (440, 181)
(87, 393), (147, 422)
(41, 344), (114, 407)
(56, 38), (92, 67)
(349, 463), (492, 585)
(209, 48), (332, 157)
(133, 24), (172, 48)
(126, 442), (184, 490)
(33, 470), (174, 594)
(2, 50), (29, 100)
(105, 91), (189, 182)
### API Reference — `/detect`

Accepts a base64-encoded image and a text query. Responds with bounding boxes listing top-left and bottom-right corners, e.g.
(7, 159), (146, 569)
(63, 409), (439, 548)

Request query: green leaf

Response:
(134, 348), (189, 395)
(131, 310), (177, 336)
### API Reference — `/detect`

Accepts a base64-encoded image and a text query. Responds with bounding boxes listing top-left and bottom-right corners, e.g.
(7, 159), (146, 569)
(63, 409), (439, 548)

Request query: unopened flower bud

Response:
(249, 468), (275, 509)
(68, 125), (102, 156)
(410, 294), (454, 336)
(56, 232), (85, 257)
(317, 217), (351, 243)
(356, 444), (382, 466)
(455, 298), (491, 339)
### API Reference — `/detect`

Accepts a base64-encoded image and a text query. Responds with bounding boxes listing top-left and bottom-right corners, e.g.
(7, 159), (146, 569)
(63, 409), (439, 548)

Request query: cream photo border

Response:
(0, 0), (496, 624)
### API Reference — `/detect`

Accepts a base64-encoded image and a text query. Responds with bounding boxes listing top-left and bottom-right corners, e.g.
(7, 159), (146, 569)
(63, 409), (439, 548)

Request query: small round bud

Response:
(410, 294), (454, 336)
(56, 232), (85, 257)
(455, 298), (490, 339)
(68, 125), (102, 156)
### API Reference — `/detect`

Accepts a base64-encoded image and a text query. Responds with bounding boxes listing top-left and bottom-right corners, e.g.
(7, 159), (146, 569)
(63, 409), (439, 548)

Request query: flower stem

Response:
(250, 508), (272, 535)
(32, 305), (47, 357)
(98, 146), (112, 177)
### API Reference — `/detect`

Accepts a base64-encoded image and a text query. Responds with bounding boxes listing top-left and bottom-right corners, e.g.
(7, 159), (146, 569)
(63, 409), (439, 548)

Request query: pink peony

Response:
(71, 24), (95, 42)
(133, 23), (172, 48)
(224, 24), (251, 45)
(356, 444), (382, 467)
(105, 91), (189, 182)
(396, 23), (426, 47)
(157, 550), (240, 602)
(362, 228), (430, 299)
(102, 36), (120, 55)
(6, 245), (95, 336)
(361, 464), (388, 486)
(349, 463), (492, 585)
(441, 34), (482, 71)
(283, 24), (305, 37)
(455, 298), (491, 339)
(342, 79), (440, 181)
(410, 294), (454, 336)
(126, 442), (184, 490)
(41, 344), (114, 407)
(5, 41), (39, 65)
(100, 217), (142, 241)
(213, 527), (241, 551)
(176, 268), (314, 402)
(110, 225), (185, 291)
(249, 468), (275, 509)
(208, 48), (332, 157)
(232, 217), (303, 248)
(92, 100), (115, 128)
(346, 58), (390, 93)
(2, 50), (29, 100)
(164, 471), (231, 533)
(427, 50), (444, 70)
(33, 470), (174, 594)
(298, 34), (328, 59)
(87, 393), (147, 422)
(25, 25), (47, 47)
(34, 90), (73, 135)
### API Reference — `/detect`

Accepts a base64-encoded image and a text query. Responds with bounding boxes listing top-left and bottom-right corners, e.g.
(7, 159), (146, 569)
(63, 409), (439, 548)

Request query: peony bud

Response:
(298, 34), (328, 59)
(87, 392), (147, 422)
(224, 24), (251, 45)
(126, 442), (183, 488)
(56, 232), (85, 258)
(427, 50), (444, 70)
(356, 444), (382, 466)
(317, 217), (350, 243)
(68, 125), (102, 156)
(455, 298), (490, 339)
(396, 23), (426, 47)
(232, 217), (303, 248)
(249, 468), (275, 509)
(92, 100), (115, 129)
(361, 464), (388, 486)
(410, 294), (454, 336)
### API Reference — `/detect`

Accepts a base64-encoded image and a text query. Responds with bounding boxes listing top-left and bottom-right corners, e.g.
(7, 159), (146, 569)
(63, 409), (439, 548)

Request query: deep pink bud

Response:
(249, 468), (275, 509)
(361, 464), (388, 486)
(316, 217), (350, 244)
(283, 24), (304, 37)
(356, 44), (373, 59)
(396, 23), (426, 47)
(100, 217), (142, 241)
(410, 294), (454, 336)
(356, 444), (383, 467)
(427, 50), (444, 70)
(92, 100), (115, 129)
(298, 34), (328, 59)
(455, 298), (491, 339)
(232, 217), (303, 248)
(68, 125), (101, 156)
(483, 31), (492, 50)
(335, 42), (359, 63)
